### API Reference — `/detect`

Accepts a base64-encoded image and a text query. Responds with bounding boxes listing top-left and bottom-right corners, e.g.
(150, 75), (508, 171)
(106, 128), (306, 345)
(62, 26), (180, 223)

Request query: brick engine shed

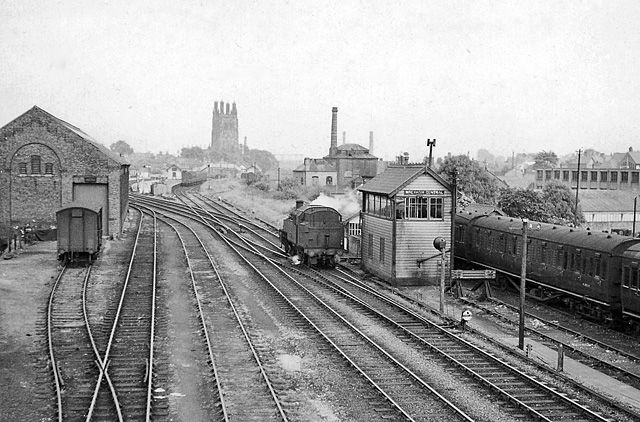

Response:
(0, 106), (129, 236)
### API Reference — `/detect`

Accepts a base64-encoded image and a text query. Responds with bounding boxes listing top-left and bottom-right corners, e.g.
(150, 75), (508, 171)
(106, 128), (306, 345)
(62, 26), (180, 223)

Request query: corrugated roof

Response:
(578, 190), (639, 212)
(357, 165), (450, 196)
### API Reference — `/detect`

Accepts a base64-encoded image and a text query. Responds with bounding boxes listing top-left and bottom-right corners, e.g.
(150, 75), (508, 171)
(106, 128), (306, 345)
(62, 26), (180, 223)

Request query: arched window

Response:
(326, 176), (333, 185)
(31, 155), (41, 174)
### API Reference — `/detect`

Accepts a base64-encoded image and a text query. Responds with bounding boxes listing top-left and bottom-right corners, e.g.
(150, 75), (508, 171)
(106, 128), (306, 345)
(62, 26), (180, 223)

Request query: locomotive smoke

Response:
(310, 191), (360, 218)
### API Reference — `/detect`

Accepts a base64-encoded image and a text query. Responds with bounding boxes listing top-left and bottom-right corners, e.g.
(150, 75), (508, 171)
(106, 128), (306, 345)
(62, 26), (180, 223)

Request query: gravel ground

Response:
(0, 241), (58, 422)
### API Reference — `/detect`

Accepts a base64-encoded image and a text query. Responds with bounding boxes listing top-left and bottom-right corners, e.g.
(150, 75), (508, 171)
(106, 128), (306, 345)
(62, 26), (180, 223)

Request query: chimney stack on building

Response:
(329, 107), (338, 156)
(342, 131), (346, 145)
(369, 131), (374, 154)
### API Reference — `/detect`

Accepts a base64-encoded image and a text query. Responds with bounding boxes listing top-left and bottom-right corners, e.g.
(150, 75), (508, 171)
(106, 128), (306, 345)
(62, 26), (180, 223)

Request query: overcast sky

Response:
(1, 1), (639, 161)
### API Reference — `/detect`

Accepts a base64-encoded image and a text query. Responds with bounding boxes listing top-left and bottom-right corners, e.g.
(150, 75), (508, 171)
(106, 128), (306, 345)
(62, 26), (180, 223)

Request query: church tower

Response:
(211, 101), (239, 153)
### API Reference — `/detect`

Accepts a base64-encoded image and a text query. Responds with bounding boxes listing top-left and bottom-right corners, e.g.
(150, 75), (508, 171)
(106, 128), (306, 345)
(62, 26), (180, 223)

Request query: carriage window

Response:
(570, 253), (575, 271)
(512, 236), (517, 255)
(563, 251), (568, 270)
(623, 267), (631, 287)
(594, 258), (601, 277)
(632, 269), (639, 290)
(601, 259), (607, 278)
(588, 257), (594, 276)
(540, 244), (546, 264)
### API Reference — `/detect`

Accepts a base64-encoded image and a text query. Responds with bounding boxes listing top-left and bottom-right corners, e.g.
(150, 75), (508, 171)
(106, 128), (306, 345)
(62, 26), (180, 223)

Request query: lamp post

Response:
(519, 219), (528, 350)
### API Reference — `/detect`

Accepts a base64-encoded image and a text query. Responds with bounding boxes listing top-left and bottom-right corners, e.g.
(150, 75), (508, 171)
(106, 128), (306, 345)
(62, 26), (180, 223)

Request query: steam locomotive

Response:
(280, 204), (344, 267)
(454, 211), (640, 329)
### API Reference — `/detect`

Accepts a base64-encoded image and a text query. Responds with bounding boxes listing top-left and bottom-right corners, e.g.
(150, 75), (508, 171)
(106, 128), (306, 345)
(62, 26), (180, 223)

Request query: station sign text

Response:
(403, 190), (445, 196)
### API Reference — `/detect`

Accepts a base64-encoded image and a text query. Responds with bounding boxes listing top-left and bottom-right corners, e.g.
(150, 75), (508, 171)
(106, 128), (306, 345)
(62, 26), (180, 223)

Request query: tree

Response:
(438, 155), (502, 204)
(180, 146), (205, 160)
(497, 183), (585, 225)
(244, 149), (279, 172)
(533, 150), (558, 168)
(109, 140), (133, 156)
(497, 188), (550, 222)
(540, 181), (585, 225)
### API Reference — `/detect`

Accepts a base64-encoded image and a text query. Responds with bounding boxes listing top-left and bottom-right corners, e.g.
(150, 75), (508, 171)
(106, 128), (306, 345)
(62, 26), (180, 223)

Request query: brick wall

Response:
(0, 107), (128, 235)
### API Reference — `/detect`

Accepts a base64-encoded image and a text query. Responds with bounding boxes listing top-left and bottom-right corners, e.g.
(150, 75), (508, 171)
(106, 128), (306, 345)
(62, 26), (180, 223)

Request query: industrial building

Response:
(0, 106), (129, 236)
(294, 107), (381, 189)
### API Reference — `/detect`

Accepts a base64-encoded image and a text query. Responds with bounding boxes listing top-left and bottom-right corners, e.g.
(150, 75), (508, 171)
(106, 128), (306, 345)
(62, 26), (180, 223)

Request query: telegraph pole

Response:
(519, 219), (528, 350)
(574, 148), (582, 225)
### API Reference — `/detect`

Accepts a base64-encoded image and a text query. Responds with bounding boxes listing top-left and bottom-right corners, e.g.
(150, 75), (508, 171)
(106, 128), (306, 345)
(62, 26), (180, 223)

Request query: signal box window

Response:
(622, 172), (629, 183)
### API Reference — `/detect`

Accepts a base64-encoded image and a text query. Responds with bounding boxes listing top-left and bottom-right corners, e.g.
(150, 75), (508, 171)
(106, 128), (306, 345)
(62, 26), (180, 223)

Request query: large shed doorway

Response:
(73, 183), (108, 235)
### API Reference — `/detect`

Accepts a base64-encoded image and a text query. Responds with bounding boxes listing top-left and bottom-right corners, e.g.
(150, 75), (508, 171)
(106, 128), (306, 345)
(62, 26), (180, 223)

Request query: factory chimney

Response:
(369, 131), (374, 155)
(329, 107), (338, 156)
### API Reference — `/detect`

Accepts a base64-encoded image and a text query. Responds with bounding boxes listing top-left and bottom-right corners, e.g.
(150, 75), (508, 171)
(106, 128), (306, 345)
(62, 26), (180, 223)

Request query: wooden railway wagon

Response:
(455, 211), (640, 327)
(280, 204), (344, 267)
(56, 202), (102, 261)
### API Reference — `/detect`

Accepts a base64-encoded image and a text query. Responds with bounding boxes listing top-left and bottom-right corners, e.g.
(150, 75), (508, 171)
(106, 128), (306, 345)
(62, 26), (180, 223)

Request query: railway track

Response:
(133, 190), (637, 420)
(137, 194), (478, 420)
(47, 264), (103, 421)
(310, 266), (623, 421)
(145, 207), (288, 421)
(47, 207), (164, 421)
(458, 293), (640, 391)
(193, 190), (630, 421)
